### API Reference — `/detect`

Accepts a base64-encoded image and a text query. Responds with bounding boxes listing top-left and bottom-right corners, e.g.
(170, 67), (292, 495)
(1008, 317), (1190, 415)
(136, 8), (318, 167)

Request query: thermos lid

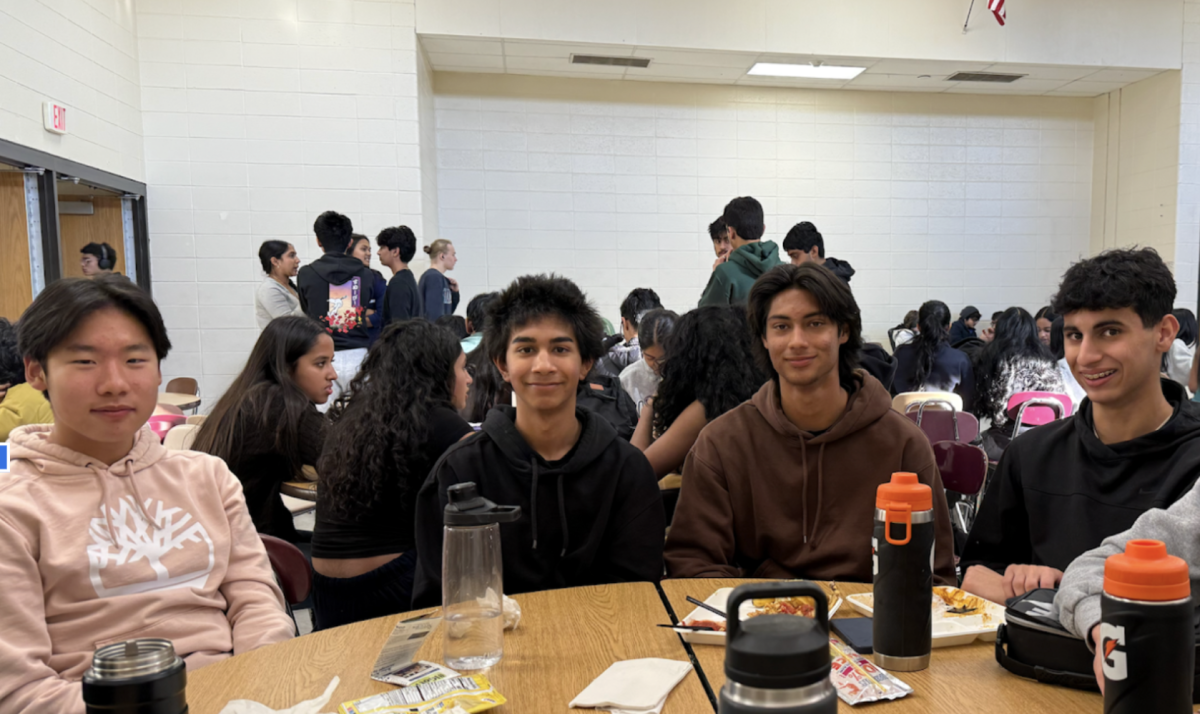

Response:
(85, 639), (180, 681)
(726, 615), (830, 689)
(875, 472), (932, 512)
(444, 482), (522, 526)
(1103, 539), (1190, 601)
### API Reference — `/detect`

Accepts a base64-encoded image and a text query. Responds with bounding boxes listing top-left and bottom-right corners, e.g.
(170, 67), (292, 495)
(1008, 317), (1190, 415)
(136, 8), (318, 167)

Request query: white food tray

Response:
(844, 587), (1006, 648)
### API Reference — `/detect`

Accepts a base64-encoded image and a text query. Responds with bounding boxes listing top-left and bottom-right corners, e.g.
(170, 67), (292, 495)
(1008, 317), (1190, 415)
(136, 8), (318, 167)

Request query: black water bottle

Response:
(872, 472), (934, 672)
(1100, 539), (1193, 714)
(719, 581), (837, 714)
(82, 638), (188, 714)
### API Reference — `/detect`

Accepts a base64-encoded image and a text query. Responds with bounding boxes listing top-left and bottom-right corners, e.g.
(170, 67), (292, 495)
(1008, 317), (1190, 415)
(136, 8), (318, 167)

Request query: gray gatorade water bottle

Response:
(872, 472), (934, 672)
(82, 638), (188, 714)
(1099, 539), (1193, 714)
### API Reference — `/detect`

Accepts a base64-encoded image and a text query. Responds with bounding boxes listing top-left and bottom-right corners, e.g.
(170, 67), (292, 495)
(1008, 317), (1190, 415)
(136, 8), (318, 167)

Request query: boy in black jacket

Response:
(961, 248), (1200, 603)
(376, 225), (422, 328)
(297, 211), (377, 408)
(412, 275), (664, 608)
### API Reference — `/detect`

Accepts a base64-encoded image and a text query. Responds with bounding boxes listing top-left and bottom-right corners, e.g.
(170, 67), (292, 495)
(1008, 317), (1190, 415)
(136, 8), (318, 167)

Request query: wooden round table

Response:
(280, 481), (317, 502)
(158, 391), (201, 411)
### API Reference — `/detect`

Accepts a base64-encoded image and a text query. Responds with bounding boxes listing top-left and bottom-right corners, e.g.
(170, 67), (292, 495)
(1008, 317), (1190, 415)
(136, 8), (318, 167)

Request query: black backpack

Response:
(577, 373), (639, 441)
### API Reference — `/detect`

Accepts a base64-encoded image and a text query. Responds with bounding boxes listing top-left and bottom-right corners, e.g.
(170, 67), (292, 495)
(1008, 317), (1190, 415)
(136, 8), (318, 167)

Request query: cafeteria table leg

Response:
(655, 582), (718, 712)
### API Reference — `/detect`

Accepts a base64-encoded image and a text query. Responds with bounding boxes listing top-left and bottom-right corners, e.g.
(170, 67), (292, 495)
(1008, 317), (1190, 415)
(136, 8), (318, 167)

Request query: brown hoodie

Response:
(665, 371), (956, 584)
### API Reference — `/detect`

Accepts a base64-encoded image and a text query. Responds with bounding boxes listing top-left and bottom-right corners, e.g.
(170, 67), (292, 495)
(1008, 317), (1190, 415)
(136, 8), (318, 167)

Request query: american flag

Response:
(989, 0), (1006, 26)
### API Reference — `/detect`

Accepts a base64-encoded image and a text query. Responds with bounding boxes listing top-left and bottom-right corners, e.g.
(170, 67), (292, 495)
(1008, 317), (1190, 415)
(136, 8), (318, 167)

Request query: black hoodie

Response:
(962, 379), (1200, 573)
(824, 256), (855, 284)
(297, 253), (378, 350)
(412, 406), (664, 608)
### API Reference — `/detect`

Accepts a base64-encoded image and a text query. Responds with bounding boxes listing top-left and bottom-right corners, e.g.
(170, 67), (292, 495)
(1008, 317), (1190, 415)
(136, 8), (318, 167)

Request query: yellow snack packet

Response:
(339, 675), (506, 714)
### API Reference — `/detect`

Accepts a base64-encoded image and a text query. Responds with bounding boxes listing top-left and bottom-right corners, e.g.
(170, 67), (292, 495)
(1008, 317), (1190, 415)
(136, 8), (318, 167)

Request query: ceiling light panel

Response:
(747, 62), (866, 79)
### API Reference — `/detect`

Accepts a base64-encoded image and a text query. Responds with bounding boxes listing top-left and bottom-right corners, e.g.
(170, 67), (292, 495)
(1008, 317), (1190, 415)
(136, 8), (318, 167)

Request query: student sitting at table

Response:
(665, 263), (957, 584)
(619, 308), (678, 412)
(192, 316), (336, 546)
(412, 274), (665, 608)
(631, 306), (764, 478)
(891, 300), (975, 407)
(0, 318), (54, 441)
(0, 276), (293, 714)
(961, 248), (1200, 604)
(312, 320), (474, 630)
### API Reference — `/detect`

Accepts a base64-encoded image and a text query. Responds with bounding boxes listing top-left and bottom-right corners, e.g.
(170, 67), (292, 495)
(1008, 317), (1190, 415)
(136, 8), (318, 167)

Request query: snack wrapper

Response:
(828, 636), (913, 705)
(338, 675), (506, 714)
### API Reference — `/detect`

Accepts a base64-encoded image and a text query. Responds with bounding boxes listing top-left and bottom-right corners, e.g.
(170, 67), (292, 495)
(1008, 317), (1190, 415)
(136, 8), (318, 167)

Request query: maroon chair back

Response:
(904, 401), (980, 444)
(259, 534), (312, 606)
(932, 440), (989, 496)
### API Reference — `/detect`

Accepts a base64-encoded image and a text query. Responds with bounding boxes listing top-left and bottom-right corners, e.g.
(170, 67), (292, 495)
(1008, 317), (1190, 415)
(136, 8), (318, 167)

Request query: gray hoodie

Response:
(1057, 478), (1200, 644)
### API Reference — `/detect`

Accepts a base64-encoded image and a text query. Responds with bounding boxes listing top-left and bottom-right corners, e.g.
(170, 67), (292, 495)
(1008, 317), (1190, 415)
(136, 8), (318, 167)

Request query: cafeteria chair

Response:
(932, 439), (990, 555)
(153, 403), (184, 416)
(659, 473), (682, 528)
(147, 414), (186, 442)
(1005, 392), (1072, 433)
(165, 377), (201, 415)
(891, 391), (964, 414)
(163, 423), (199, 450)
(185, 414), (206, 425)
(903, 399), (980, 444)
(260, 534), (313, 634)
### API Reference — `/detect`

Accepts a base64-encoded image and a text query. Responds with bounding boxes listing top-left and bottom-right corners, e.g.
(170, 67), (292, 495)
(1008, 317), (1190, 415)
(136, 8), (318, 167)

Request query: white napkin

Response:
(218, 676), (340, 714)
(570, 659), (692, 714)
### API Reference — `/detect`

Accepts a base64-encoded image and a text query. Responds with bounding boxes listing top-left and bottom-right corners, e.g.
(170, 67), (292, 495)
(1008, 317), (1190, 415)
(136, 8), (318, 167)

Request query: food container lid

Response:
(875, 472), (932, 512)
(1104, 539), (1191, 601)
(85, 639), (181, 680)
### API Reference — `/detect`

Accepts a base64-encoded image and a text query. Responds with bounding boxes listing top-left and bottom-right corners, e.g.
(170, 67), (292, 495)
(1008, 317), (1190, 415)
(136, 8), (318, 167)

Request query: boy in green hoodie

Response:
(698, 196), (782, 307)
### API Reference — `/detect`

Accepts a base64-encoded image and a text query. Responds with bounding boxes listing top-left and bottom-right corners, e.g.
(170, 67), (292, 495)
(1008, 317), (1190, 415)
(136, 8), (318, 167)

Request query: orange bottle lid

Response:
(875, 472), (932, 512)
(1103, 539), (1191, 602)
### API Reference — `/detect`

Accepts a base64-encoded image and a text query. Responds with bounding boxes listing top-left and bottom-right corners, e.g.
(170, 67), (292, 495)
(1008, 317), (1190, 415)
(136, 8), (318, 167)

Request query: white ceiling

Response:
(420, 35), (1165, 97)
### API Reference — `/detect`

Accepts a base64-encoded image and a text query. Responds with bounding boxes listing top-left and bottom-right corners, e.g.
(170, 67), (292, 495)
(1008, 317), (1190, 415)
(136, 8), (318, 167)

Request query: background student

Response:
(419, 238), (460, 321)
(255, 240), (305, 329)
(699, 196), (782, 307)
(972, 306), (1064, 441)
(375, 225), (422, 328)
(0, 318), (54, 441)
(312, 320), (474, 629)
(619, 308), (677, 412)
(461, 292), (500, 353)
(1034, 306), (1058, 347)
(781, 221), (855, 284)
(891, 300), (975, 407)
(709, 217), (731, 270)
(79, 242), (118, 277)
(192, 316), (336, 548)
(347, 233), (388, 344)
(595, 287), (662, 378)
(631, 306), (764, 477)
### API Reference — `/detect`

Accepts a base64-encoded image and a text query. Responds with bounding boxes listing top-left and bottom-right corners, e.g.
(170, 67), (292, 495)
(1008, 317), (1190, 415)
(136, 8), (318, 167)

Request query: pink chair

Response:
(146, 414), (187, 442)
(904, 400), (981, 444)
(1005, 392), (1071, 434)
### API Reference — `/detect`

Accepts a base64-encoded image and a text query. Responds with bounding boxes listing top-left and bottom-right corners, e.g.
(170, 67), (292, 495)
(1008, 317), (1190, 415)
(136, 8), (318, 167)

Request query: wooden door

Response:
(59, 196), (125, 278)
(0, 173), (33, 321)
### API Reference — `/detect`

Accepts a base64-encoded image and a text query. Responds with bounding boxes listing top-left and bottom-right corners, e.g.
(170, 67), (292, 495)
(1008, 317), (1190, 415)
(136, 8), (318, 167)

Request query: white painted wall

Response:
(418, 0), (1183, 70)
(1176, 0), (1200, 310)
(0, 0), (144, 180)
(136, 0), (431, 401)
(433, 73), (1095, 341)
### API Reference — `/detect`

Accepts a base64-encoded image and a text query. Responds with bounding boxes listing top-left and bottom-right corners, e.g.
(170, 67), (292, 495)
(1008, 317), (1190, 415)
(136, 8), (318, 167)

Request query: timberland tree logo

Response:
(87, 496), (214, 598)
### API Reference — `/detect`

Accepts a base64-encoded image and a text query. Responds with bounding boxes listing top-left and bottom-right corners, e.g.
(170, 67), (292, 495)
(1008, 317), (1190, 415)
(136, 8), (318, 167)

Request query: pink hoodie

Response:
(0, 424), (295, 714)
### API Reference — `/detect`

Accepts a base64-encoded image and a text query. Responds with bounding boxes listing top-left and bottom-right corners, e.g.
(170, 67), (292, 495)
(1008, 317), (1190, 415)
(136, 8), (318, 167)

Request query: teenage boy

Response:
(412, 275), (664, 607)
(376, 225), (422, 328)
(595, 287), (662, 378)
(79, 242), (117, 277)
(461, 292), (500, 353)
(782, 221), (855, 284)
(699, 197), (782, 307)
(960, 248), (1200, 604)
(298, 210), (377, 407)
(666, 264), (956, 583)
(949, 306), (980, 343)
(0, 276), (292, 714)
(709, 217), (732, 270)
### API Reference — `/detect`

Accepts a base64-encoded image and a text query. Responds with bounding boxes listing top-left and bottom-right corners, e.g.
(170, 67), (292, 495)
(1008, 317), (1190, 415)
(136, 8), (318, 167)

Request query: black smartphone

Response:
(830, 617), (873, 654)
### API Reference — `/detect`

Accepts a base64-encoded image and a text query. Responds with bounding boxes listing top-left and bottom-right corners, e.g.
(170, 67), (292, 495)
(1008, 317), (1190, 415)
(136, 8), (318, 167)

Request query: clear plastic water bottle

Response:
(441, 482), (521, 671)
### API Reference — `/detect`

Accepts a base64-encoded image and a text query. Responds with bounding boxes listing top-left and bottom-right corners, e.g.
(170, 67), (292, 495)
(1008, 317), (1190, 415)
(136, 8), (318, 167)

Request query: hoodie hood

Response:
(1076, 378), (1200, 462)
(480, 406), (619, 555)
(309, 253), (370, 284)
(824, 256), (855, 283)
(729, 240), (783, 279)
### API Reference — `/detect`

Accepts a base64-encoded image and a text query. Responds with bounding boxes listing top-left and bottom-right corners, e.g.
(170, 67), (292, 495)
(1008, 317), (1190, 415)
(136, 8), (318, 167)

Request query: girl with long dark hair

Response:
(347, 233), (389, 344)
(311, 320), (474, 629)
(631, 306), (765, 477)
(892, 300), (975, 407)
(254, 240), (305, 329)
(972, 306), (1064, 428)
(192, 316), (336, 542)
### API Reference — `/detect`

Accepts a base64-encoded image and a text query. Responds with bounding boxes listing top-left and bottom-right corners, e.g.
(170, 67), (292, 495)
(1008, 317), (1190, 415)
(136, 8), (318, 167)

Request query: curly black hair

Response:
(319, 320), (463, 519)
(376, 225), (418, 263)
(1051, 247), (1176, 328)
(653, 306), (765, 434)
(782, 221), (824, 257)
(313, 210), (353, 254)
(484, 274), (605, 368)
(0, 318), (23, 386)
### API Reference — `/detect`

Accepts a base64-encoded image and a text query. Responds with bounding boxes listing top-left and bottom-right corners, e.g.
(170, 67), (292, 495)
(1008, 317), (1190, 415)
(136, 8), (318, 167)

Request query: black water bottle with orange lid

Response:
(1099, 539), (1193, 714)
(872, 472), (934, 672)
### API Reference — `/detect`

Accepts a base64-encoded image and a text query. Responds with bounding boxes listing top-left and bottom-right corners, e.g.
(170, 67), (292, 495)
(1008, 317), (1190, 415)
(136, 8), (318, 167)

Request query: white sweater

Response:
(254, 277), (304, 330)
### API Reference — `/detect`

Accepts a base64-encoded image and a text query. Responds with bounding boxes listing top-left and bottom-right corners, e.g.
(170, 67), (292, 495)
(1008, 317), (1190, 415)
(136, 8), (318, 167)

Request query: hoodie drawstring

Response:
(557, 473), (569, 558)
(91, 457), (162, 545)
(126, 459), (164, 531)
(797, 438), (827, 546)
(810, 442), (826, 544)
(799, 438), (809, 544)
(528, 458), (571, 557)
(530, 459), (540, 550)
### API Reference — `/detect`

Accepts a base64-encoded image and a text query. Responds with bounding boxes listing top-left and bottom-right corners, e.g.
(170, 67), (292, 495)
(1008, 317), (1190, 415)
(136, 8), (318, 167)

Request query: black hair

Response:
(1049, 315), (1066, 361)
(1035, 306), (1058, 323)
(462, 344), (512, 422)
(376, 225), (417, 263)
(258, 240), (292, 274)
(653, 306), (765, 434)
(991, 311), (1004, 323)
(1051, 247), (1176, 328)
(18, 275), (171, 368)
(973, 306), (1051, 417)
(435, 314), (469, 340)
(192, 316), (325, 473)
(638, 308), (678, 351)
(908, 300), (951, 389)
(747, 263), (864, 391)
(721, 196), (764, 242)
(1174, 308), (1198, 347)
(81, 242), (117, 269)
(620, 288), (662, 330)
(484, 274), (606, 368)
(0, 318), (23, 386)
(902, 310), (919, 329)
(708, 217), (728, 242)
(319, 320), (463, 519)
(346, 233), (369, 256)
(466, 292), (500, 334)
(782, 221), (824, 257)
(314, 210), (354, 254)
